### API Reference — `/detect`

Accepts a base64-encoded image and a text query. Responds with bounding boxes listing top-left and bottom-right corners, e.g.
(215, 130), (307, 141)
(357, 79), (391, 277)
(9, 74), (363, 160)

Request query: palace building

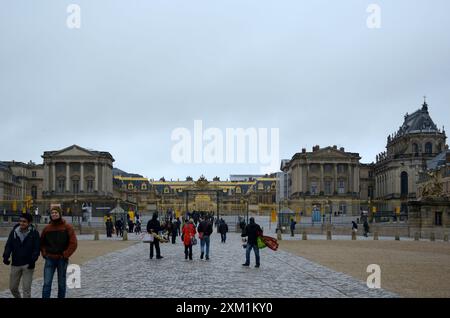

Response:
(113, 174), (277, 217)
(374, 100), (447, 213)
(281, 99), (448, 217)
(0, 99), (448, 221)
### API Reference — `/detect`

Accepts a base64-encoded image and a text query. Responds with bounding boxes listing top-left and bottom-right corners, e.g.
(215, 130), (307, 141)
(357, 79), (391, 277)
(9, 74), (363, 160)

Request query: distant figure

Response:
(197, 217), (213, 260)
(105, 214), (114, 238)
(218, 219), (228, 243)
(128, 219), (134, 234)
(115, 219), (123, 237)
(239, 218), (246, 234)
(182, 219), (196, 260)
(171, 220), (178, 244)
(290, 218), (297, 237)
(134, 220), (142, 234)
(352, 221), (358, 233)
(147, 213), (163, 260)
(363, 220), (370, 237)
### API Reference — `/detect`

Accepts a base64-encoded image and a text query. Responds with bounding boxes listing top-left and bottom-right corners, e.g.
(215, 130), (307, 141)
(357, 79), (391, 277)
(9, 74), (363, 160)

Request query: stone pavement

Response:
(0, 233), (397, 298)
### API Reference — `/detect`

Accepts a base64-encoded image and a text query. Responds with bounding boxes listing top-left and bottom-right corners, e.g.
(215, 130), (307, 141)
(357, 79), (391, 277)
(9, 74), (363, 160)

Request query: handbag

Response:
(142, 233), (154, 243)
(257, 236), (266, 249)
(191, 236), (197, 245)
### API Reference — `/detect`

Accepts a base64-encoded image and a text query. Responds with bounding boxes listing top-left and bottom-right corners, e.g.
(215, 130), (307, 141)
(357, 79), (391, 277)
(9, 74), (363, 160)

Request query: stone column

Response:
(354, 165), (360, 195)
(334, 164), (338, 193)
(349, 164), (353, 193)
(102, 164), (106, 194)
(94, 164), (99, 192)
(320, 164), (324, 193)
(44, 163), (49, 192)
(52, 163), (56, 192)
(298, 164), (303, 194)
(80, 163), (84, 192)
(306, 164), (310, 193)
(66, 163), (70, 192)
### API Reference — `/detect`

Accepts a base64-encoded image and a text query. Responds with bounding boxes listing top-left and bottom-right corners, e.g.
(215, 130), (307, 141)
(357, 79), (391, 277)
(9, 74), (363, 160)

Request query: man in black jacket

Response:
(2, 213), (40, 298)
(241, 217), (262, 268)
(147, 212), (163, 259)
(218, 219), (228, 243)
(197, 217), (213, 260)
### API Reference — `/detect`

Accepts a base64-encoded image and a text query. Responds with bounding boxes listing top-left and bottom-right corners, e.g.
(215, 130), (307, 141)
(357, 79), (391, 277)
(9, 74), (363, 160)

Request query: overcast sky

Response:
(1, 0), (449, 180)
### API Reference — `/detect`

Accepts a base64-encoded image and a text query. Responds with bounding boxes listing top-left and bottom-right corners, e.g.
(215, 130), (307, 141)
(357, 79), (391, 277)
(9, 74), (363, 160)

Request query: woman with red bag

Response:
(182, 218), (196, 260)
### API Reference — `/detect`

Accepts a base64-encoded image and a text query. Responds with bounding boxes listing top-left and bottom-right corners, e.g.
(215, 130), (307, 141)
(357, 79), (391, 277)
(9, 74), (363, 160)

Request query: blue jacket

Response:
(3, 224), (40, 266)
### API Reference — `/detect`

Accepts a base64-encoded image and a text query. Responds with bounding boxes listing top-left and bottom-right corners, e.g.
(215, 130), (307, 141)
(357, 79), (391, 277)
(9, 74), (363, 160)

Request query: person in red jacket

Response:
(182, 219), (196, 260)
(40, 206), (78, 298)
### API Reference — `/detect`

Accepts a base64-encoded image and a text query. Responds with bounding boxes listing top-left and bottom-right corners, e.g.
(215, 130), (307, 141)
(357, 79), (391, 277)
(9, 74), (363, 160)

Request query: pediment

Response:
(53, 145), (96, 157)
(309, 148), (353, 159)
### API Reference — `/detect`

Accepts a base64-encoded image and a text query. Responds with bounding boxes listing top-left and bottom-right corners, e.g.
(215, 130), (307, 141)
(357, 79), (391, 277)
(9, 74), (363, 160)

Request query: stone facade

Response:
(0, 161), (43, 213)
(113, 174), (277, 217)
(41, 145), (116, 217)
(281, 145), (369, 216)
(374, 101), (447, 213)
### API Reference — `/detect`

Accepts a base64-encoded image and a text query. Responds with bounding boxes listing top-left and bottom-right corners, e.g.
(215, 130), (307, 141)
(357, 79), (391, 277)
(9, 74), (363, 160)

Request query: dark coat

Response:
(290, 220), (296, 230)
(3, 224), (40, 266)
(218, 222), (228, 234)
(242, 222), (263, 245)
(197, 220), (213, 236)
(147, 218), (162, 233)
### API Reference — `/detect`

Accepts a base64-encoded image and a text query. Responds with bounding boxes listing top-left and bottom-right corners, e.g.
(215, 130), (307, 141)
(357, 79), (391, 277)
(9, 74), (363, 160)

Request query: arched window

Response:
(235, 186), (241, 194)
(400, 171), (408, 198)
(438, 143), (442, 153)
(425, 142), (433, 155)
(141, 183), (147, 190)
(128, 183), (134, 190)
(412, 143), (419, 156)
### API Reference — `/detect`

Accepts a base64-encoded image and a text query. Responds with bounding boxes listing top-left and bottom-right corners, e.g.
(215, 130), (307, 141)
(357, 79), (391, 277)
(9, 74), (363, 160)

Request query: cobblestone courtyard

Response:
(0, 233), (396, 298)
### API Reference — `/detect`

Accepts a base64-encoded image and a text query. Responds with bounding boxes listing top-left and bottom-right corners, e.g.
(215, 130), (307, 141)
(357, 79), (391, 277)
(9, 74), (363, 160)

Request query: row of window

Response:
(56, 179), (95, 193)
(310, 180), (346, 195)
(412, 142), (442, 156)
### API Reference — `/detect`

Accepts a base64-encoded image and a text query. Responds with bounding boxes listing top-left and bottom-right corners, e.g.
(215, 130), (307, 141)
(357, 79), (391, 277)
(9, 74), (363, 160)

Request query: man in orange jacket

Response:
(40, 206), (78, 298)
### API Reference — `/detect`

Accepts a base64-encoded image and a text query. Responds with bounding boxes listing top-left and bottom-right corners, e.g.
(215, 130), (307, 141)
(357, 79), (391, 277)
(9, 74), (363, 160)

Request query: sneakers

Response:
(205, 255), (209, 260)
(255, 264), (260, 268)
(156, 256), (163, 259)
(200, 252), (204, 260)
(242, 263), (249, 267)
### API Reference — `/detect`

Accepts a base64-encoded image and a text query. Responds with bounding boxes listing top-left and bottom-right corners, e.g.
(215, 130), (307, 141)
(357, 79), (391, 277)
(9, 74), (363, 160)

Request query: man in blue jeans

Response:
(197, 216), (213, 260)
(40, 207), (77, 298)
(241, 217), (262, 268)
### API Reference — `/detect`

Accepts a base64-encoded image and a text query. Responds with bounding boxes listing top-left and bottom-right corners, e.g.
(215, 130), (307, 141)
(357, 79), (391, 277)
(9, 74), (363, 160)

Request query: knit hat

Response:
(20, 213), (33, 223)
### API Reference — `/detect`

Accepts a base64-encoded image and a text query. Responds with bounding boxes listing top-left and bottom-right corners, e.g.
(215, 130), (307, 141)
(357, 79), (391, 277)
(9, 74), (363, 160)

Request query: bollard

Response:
(276, 229), (282, 241)
(430, 232), (435, 242)
(395, 234), (400, 241)
(326, 230), (332, 240)
(414, 232), (420, 241)
(373, 231), (379, 240)
(302, 231), (308, 240)
(351, 231), (356, 240)
(444, 234), (448, 242)
(123, 230), (128, 241)
(94, 230), (99, 241)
